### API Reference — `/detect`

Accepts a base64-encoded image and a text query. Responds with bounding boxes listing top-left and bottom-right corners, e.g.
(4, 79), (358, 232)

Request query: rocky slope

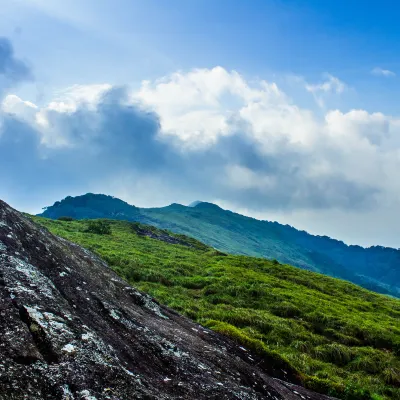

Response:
(0, 199), (335, 400)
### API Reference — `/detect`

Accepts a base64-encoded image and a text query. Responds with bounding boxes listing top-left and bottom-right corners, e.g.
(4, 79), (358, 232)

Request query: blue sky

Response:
(4, 0), (400, 109)
(2, 0), (400, 247)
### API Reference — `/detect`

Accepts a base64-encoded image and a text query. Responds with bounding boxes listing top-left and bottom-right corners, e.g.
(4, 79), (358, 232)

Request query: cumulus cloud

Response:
(135, 67), (288, 147)
(1, 66), (394, 217)
(3, 37), (400, 246)
(371, 67), (396, 77)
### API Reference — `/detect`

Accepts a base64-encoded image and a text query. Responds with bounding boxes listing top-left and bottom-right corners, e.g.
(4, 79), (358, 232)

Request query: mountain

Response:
(0, 199), (338, 400)
(39, 193), (400, 297)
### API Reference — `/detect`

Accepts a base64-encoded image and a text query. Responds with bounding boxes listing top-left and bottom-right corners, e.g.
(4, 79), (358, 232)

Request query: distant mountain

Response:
(39, 193), (400, 297)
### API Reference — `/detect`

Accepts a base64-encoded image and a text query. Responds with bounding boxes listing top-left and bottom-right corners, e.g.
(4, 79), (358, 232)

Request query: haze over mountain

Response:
(40, 193), (400, 297)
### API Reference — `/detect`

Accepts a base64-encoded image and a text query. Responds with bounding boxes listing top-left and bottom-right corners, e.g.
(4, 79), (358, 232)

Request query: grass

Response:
(33, 216), (400, 399)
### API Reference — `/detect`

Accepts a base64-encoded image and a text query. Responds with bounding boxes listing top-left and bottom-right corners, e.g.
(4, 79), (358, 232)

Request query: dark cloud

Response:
(0, 37), (32, 93)
(0, 85), (379, 213)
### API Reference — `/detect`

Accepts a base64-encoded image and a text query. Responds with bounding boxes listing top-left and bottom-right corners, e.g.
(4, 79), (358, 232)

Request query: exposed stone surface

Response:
(0, 200), (336, 400)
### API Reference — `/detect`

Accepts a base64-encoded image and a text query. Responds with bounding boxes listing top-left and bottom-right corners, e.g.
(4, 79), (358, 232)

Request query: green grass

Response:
(33, 216), (400, 399)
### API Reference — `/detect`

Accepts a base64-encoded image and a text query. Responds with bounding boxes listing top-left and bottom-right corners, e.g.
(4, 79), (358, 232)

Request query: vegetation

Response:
(39, 194), (400, 297)
(57, 216), (75, 221)
(33, 216), (400, 399)
(85, 220), (112, 235)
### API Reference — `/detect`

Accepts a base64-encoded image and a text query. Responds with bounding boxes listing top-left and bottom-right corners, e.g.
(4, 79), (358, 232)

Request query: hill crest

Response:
(39, 193), (400, 297)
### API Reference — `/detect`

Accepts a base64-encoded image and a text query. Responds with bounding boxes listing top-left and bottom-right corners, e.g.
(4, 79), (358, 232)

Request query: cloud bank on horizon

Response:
(1, 36), (400, 248)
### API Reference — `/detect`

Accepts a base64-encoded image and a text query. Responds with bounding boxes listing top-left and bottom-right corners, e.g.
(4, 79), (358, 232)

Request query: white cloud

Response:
(2, 94), (37, 120)
(4, 67), (400, 247)
(53, 84), (112, 107)
(371, 67), (396, 77)
(306, 75), (346, 94)
(134, 66), (289, 146)
(3, 68), (399, 195)
(4, 84), (112, 147)
(305, 75), (347, 108)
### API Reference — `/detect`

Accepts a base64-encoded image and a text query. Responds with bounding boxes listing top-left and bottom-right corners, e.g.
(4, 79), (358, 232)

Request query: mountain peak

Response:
(188, 200), (202, 207)
(190, 201), (223, 211)
(39, 193), (141, 221)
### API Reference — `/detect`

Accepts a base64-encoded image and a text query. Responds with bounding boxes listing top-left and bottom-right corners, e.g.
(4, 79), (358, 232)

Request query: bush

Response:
(86, 220), (111, 235)
(57, 216), (74, 221)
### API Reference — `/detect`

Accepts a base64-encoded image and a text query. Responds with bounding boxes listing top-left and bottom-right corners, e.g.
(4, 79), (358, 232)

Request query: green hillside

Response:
(40, 194), (400, 297)
(33, 215), (400, 400)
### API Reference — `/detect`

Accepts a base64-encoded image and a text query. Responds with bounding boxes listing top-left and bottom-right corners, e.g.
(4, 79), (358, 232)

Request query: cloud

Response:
(305, 75), (347, 108)
(371, 67), (396, 77)
(135, 67), (287, 147)
(0, 37), (32, 96)
(306, 75), (346, 94)
(1, 67), (392, 219)
(1, 37), (400, 246)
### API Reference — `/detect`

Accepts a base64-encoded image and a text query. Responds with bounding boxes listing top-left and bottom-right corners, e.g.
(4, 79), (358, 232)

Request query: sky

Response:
(1, 0), (400, 248)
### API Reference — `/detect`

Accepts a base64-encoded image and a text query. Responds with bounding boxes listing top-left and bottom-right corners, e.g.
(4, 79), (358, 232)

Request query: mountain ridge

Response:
(39, 193), (400, 297)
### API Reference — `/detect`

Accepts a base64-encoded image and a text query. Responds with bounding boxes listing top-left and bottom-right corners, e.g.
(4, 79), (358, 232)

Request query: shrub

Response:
(86, 220), (111, 235)
(57, 216), (74, 221)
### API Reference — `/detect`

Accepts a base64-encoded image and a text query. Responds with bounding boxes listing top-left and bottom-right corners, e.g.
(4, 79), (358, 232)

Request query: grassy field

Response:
(33, 216), (400, 399)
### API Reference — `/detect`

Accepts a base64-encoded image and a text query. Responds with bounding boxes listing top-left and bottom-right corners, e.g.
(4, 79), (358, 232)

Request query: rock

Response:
(0, 200), (336, 400)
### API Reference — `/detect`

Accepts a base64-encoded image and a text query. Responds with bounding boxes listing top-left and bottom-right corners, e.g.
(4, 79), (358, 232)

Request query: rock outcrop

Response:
(0, 200), (335, 400)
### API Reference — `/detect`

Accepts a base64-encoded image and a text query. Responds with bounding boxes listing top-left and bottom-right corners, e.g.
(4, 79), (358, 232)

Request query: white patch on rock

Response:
(81, 332), (94, 341)
(62, 344), (76, 354)
(24, 306), (74, 348)
(78, 390), (97, 400)
(109, 309), (120, 320)
(6, 256), (57, 299)
(159, 339), (189, 358)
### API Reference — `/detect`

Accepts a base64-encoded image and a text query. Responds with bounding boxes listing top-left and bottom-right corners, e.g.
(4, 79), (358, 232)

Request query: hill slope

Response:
(0, 199), (336, 400)
(40, 194), (400, 297)
(32, 214), (400, 399)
